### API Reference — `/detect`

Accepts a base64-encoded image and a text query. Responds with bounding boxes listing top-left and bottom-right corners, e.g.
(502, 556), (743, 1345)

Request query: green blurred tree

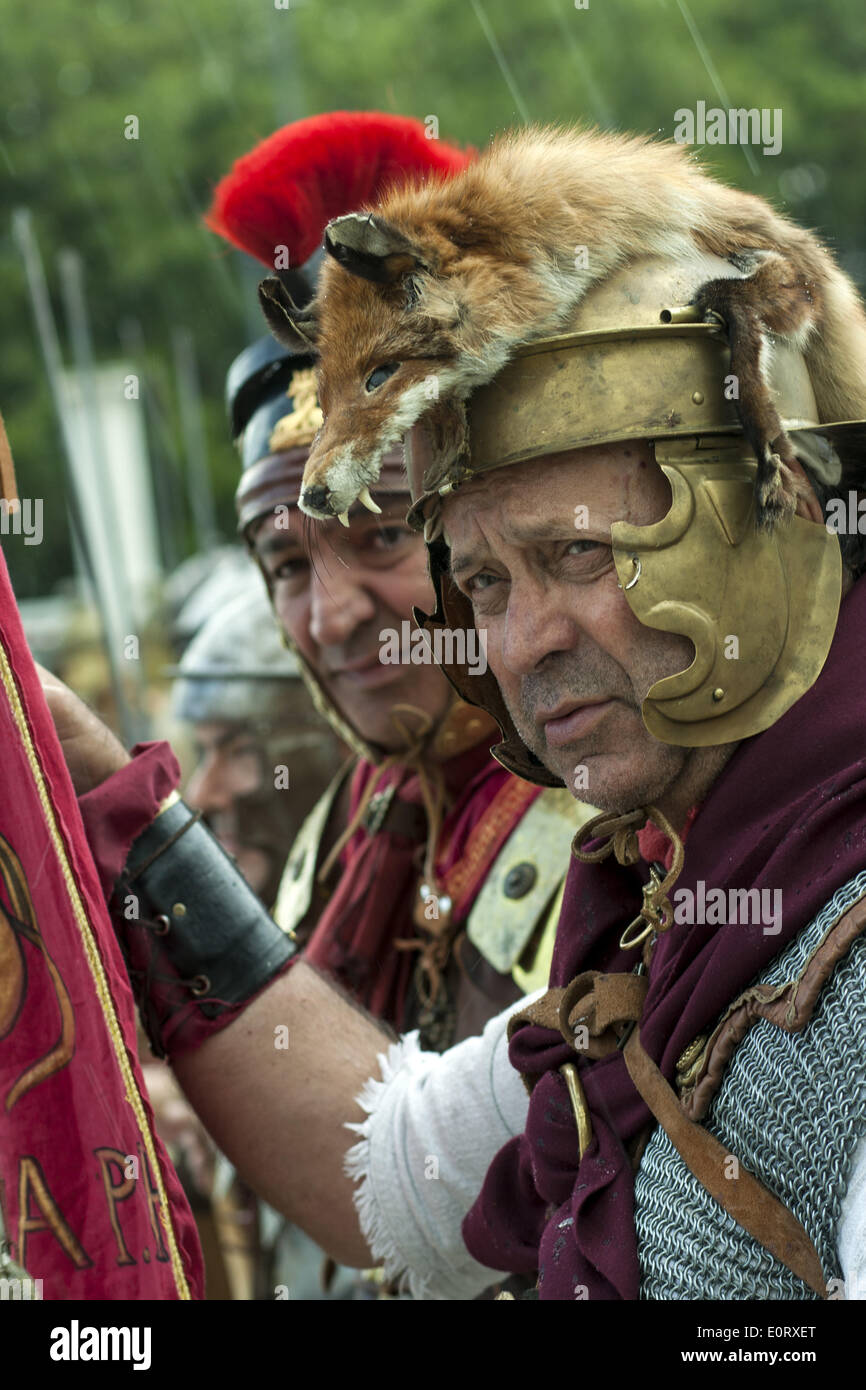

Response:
(0, 0), (862, 596)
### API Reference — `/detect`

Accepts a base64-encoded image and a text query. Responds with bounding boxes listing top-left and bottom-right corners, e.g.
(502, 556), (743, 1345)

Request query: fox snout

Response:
(299, 427), (385, 523)
(301, 483), (331, 515)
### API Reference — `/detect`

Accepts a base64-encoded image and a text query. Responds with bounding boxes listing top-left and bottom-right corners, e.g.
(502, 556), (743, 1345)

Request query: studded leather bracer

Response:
(114, 794), (296, 1060)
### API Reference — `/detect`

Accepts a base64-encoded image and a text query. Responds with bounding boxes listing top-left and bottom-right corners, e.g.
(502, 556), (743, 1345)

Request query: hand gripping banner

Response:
(0, 419), (203, 1299)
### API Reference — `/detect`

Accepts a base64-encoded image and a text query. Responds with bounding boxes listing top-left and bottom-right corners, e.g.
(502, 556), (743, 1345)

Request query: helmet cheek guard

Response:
(611, 437), (841, 748)
(408, 254), (850, 787)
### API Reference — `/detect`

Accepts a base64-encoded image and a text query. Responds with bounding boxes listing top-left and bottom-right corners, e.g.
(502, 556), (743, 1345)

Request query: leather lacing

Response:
(316, 703), (455, 1012)
(572, 804), (685, 956)
(117, 809), (234, 1060)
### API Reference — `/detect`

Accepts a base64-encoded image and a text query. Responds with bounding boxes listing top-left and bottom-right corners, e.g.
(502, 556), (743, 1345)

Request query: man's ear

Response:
(258, 278), (319, 353)
(324, 212), (430, 285)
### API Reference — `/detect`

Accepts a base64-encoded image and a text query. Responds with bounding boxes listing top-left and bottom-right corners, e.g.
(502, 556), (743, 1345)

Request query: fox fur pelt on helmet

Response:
(258, 124), (866, 531)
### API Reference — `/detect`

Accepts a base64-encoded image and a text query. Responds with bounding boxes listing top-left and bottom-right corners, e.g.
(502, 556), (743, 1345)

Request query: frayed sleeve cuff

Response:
(344, 993), (539, 1300)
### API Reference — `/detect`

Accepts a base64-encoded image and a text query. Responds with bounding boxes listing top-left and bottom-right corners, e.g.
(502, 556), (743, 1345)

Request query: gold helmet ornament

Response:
(407, 252), (863, 787)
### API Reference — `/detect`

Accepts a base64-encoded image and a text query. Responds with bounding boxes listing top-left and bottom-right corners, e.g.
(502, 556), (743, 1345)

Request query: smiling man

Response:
(227, 342), (576, 1052)
(250, 483), (451, 749)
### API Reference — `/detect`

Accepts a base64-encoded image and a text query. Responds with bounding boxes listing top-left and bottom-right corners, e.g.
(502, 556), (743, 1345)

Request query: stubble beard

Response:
(505, 641), (693, 812)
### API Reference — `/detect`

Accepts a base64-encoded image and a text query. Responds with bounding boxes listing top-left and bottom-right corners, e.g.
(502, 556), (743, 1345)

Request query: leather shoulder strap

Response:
(681, 890), (866, 1120)
(466, 790), (593, 975)
(623, 1027), (827, 1298)
(273, 760), (354, 936)
(509, 971), (829, 1296)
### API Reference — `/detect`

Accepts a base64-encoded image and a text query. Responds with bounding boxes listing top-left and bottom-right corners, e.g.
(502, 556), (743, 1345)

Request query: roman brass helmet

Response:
(407, 252), (859, 787)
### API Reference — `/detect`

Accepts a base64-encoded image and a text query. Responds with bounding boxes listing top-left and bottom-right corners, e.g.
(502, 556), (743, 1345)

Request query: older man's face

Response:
(443, 442), (697, 811)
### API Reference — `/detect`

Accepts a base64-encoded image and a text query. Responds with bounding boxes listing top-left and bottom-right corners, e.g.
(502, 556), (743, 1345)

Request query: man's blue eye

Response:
(365, 363), (400, 392)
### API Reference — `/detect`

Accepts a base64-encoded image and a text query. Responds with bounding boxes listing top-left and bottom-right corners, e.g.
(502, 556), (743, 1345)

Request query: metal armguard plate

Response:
(466, 790), (595, 976)
(121, 798), (295, 1017)
(273, 760), (353, 937)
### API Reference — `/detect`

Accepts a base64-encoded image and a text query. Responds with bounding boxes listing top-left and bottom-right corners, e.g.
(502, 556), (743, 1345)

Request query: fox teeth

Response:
(358, 486), (382, 515)
(336, 510), (351, 528)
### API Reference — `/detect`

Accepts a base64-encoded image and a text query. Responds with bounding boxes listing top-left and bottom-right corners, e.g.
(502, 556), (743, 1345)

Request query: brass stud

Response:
(172, 902), (187, 917)
(712, 687), (725, 702)
(504, 863), (537, 899)
(691, 390), (704, 405)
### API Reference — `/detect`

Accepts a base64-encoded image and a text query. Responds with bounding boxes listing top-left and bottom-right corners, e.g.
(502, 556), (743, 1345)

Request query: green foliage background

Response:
(0, 0), (863, 596)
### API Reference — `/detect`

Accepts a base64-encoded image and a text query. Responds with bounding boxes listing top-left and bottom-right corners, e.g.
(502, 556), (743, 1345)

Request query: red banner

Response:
(0, 541), (203, 1299)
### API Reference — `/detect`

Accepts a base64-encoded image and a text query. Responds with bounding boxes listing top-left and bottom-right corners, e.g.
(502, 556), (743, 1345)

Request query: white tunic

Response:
(346, 997), (866, 1301)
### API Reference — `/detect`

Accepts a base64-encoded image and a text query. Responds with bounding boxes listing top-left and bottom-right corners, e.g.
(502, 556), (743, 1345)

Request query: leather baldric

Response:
(508, 962), (831, 1298)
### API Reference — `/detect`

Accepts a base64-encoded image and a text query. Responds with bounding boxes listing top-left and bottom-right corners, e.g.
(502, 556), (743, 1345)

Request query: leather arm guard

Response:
(113, 794), (296, 1061)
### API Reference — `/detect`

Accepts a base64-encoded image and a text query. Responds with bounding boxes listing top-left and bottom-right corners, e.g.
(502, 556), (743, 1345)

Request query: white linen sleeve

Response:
(344, 991), (540, 1301)
(837, 1132), (866, 1299)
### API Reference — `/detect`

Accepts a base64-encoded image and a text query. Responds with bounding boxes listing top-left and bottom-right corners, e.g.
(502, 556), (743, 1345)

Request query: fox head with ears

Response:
(259, 219), (463, 520)
(259, 211), (545, 521)
(259, 124), (866, 530)
(204, 109), (475, 522)
(257, 145), (591, 521)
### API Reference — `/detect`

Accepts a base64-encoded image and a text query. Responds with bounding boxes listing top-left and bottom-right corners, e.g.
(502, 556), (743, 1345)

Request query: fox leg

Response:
(693, 252), (816, 531)
(420, 396), (470, 493)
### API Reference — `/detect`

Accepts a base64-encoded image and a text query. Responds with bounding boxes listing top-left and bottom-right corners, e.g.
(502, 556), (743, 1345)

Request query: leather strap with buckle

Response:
(508, 970), (828, 1298)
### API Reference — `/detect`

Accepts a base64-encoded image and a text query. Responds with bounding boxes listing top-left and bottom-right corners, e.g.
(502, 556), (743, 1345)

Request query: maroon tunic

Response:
(464, 575), (866, 1299)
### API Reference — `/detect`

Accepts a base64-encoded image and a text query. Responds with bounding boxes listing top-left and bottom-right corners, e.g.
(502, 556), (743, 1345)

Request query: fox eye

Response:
(365, 363), (400, 392)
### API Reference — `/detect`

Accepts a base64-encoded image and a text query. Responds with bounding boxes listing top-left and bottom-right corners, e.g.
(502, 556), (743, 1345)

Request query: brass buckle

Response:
(619, 862), (674, 951)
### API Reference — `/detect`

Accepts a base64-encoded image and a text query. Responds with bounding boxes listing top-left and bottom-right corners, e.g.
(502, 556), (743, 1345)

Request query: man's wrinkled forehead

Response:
(440, 441), (663, 554)
(439, 450), (594, 556)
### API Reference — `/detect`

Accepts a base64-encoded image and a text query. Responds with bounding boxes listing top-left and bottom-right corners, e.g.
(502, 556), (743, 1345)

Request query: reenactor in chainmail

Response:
(42, 123), (866, 1302)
